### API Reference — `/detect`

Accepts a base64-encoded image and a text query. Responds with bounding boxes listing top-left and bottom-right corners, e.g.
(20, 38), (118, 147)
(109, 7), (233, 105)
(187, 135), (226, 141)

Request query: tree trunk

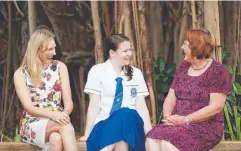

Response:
(101, 1), (111, 37)
(204, 1), (222, 63)
(175, 1), (188, 65)
(28, 1), (36, 35)
(232, 1), (238, 64)
(1, 1), (12, 133)
(138, 1), (156, 125)
(191, 1), (199, 29)
(132, 1), (143, 70)
(123, 1), (136, 66)
(91, 1), (104, 63)
(149, 2), (162, 60)
(219, 1), (225, 48)
(79, 67), (86, 135)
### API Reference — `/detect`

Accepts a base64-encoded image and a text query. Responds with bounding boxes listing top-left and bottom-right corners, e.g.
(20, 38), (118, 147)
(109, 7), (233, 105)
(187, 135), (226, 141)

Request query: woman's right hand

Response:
(79, 135), (88, 142)
(50, 111), (70, 126)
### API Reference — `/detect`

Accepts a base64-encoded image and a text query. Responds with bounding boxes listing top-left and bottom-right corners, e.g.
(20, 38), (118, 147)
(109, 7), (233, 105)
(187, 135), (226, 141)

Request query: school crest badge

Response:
(131, 88), (137, 97)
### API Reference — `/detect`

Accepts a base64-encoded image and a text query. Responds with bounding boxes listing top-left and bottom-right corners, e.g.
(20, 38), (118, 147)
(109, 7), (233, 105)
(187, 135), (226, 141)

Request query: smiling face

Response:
(110, 41), (132, 67)
(181, 40), (193, 62)
(38, 39), (56, 65)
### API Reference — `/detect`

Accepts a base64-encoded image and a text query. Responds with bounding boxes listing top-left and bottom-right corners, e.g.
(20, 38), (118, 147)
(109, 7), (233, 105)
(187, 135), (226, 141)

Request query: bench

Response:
(0, 141), (240, 151)
(0, 142), (86, 151)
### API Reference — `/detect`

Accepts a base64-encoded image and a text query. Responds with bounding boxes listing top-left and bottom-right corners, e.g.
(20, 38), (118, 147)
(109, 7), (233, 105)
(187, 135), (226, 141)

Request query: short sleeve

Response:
(209, 65), (230, 95)
(136, 70), (149, 97)
(170, 72), (177, 89)
(84, 66), (101, 95)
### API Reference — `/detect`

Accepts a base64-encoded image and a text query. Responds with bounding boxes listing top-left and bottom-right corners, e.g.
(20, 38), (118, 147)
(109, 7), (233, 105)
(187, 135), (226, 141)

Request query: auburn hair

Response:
(184, 29), (214, 59)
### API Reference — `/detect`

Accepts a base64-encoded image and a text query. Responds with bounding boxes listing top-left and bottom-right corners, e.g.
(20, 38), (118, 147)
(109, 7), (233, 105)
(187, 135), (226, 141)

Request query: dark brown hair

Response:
(104, 34), (133, 80)
(184, 29), (214, 59)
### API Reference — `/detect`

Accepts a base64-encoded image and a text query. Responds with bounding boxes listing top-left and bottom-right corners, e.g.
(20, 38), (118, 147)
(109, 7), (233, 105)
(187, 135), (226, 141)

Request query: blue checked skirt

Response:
(87, 108), (145, 151)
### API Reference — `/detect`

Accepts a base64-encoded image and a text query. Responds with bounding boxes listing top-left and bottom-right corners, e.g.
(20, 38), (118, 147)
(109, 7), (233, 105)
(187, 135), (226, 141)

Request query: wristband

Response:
(185, 116), (190, 125)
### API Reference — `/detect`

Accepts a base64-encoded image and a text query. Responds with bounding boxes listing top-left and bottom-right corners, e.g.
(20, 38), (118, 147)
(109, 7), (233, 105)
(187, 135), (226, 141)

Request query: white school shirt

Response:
(84, 60), (149, 124)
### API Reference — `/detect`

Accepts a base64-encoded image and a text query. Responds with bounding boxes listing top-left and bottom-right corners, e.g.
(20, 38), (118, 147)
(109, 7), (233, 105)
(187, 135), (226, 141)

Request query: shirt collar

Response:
(105, 59), (127, 81)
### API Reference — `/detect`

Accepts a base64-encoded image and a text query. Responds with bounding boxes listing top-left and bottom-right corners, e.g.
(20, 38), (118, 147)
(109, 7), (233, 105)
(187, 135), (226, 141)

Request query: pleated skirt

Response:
(87, 108), (145, 151)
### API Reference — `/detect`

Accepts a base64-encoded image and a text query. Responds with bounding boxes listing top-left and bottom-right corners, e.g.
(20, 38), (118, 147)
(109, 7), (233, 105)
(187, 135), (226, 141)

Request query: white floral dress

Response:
(20, 60), (63, 149)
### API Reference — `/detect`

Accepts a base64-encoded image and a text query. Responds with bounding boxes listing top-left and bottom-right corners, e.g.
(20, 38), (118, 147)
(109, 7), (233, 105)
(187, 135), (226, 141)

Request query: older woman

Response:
(146, 29), (230, 151)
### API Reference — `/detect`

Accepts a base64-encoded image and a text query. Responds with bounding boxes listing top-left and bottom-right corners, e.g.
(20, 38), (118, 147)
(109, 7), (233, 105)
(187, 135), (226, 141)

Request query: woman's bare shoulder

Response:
(14, 67), (25, 80)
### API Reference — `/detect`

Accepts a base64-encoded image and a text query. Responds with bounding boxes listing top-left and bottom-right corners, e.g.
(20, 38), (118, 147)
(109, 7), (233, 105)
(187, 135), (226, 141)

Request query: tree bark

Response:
(123, 1), (136, 66)
(101, 1), (111, 37)
(138, 1), (156, 125)
(79, 67), (86, 135)
(1, 1), (12, 133)
(28, 1), (36, 35)
(132, 1), (143, 70)
(219, 1), (225, 48)
(232, 1), (238, 64)
(175, 1), (188, 65)
(204, 1), (222, 63)
(149, 2), (162, 60)
(191, 1), (199, 29)
(91, 1), (104, 63)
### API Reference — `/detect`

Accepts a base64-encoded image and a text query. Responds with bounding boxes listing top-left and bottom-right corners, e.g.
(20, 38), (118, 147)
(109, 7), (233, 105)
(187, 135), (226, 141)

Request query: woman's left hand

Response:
(164, 114), (186, 126)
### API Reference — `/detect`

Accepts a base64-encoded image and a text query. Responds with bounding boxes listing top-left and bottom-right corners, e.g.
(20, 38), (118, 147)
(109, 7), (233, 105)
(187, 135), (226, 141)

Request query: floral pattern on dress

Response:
(147, 60), (230, 151)
(20, 60), (63, 145)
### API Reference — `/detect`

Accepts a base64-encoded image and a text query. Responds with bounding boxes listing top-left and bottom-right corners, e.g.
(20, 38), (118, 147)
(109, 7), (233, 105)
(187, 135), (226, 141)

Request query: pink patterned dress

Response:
(147, 60), (230, 151)
(20, 60), (63, 149)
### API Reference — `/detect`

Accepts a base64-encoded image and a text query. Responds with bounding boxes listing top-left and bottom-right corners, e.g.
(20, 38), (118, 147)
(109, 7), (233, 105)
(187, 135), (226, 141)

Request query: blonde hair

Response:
(22, 27), (54, 87)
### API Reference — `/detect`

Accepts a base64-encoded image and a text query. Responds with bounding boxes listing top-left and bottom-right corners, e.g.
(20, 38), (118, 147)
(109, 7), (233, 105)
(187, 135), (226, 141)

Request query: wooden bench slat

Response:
(0, 142), (86, 151)
(0, 141), (240, 151)
(209, 141), (241, 151)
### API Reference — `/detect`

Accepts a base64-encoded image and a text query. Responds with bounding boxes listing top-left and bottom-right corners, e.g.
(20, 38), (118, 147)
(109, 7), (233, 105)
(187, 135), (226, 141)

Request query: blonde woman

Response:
(14, 27), (77, 151)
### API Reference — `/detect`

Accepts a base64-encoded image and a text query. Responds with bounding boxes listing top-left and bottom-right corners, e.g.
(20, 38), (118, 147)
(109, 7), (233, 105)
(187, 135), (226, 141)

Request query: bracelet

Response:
(185, 116), (190, 125)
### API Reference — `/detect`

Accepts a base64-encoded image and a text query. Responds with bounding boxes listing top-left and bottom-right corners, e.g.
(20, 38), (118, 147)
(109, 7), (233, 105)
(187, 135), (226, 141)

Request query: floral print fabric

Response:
(20, 60), (63, 145)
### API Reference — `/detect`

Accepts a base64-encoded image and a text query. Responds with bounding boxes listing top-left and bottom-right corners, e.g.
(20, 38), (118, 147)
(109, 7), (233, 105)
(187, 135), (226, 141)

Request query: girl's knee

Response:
(116, 141), (127, 146)
(50, 132), (62, 142)
(114, 141), (128, 151)
(145, 138), (163, 150)
(146, 138), (159, 146)
(49, 132), (62, 151)
(59, 123), (74, 133)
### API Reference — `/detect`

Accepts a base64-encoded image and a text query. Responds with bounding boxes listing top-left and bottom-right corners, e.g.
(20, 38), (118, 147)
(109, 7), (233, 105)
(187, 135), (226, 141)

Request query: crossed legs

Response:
(45, 120), (77, 151)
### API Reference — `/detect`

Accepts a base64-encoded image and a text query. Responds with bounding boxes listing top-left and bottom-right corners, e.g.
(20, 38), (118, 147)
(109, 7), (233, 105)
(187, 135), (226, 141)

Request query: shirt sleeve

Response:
(84, 66), (101, 95)
(209, 65), (230, 95)
(137, 69), (149, 97)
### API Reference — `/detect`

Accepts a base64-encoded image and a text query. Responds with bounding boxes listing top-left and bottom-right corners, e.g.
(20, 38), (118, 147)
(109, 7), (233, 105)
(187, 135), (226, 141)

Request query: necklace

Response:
(191, 59), (210, 71)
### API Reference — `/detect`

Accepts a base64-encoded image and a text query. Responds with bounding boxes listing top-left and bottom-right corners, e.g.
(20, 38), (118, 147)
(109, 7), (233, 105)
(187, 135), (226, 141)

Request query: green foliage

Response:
(14, 127), (21, 142)
(223, 50), (241, 140)
(154, 57), (176, 123)
(222, 48), (231, 63)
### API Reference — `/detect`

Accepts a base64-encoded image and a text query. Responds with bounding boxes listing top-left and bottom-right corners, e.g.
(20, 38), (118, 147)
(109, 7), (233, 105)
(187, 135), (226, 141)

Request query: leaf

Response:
(166, 64), (176, 76)
(232, 64), (238, 74)
(227, 65), (233, 74)
(163, 76), (168, 82)
(154, 74), (161, 81)
(224, 105), (236, 140)
(236, 72), (241, 76)
(222, 50), (231, 62)
(233, 82), (241, 95)
(14, 135), (21, 143)
(159, 83), (170, 94)
(159, 57), (166, 73)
